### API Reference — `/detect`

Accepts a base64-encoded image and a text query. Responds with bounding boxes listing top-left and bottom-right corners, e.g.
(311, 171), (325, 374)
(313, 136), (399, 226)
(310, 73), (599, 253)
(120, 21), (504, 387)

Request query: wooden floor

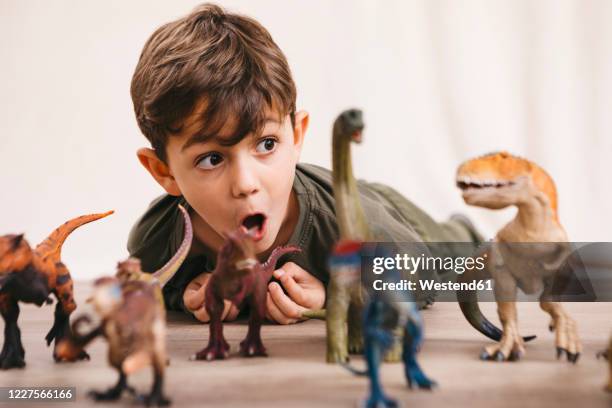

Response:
(1, 282), (610, 407)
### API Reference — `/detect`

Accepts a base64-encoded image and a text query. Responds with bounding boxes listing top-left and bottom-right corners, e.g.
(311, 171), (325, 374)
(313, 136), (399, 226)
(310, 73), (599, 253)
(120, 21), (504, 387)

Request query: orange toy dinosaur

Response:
(456, 151), (581, 363)
(0, 211), (113, 369)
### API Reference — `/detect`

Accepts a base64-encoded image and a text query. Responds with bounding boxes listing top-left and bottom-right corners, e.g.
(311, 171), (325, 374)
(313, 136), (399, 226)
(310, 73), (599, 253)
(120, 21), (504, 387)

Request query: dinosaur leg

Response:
(0, 296), (25, 369)
(326, 279), (350, 363)
(139, 356), (170, 407)
(540, 301), (581, 363)
(364, 340), (397, 408)
(403, 320), (436, 389)
(480, 301), (525, 362)
(240, 292), (267, 357)
(192, 292), (229, 361)
(347, 284), (365, 355)
(88, 370), (135, 401)
(363, 302), (397, 408)
(46, 264), (89, 362)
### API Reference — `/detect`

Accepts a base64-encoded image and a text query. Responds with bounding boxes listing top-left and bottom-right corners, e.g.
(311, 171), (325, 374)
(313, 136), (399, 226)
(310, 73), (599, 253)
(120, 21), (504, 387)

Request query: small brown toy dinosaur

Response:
(191, 228), (299, 361)
(66, 278), (171, 406)
(56, 204), (192, 406)
(0, 210), (113, 369)
(456, 151), (581, 362)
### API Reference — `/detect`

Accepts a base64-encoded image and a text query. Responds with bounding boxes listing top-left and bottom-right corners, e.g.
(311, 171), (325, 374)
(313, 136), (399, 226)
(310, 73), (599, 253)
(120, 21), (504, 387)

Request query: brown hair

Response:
(131, 3), (297, 162)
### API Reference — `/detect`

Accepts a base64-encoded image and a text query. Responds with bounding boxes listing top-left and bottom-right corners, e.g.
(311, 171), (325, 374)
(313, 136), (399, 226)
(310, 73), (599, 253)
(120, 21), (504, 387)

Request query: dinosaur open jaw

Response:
(240, 213), (267, 241)
(456, 178), (516, 191)
(351, 130), (363, 143)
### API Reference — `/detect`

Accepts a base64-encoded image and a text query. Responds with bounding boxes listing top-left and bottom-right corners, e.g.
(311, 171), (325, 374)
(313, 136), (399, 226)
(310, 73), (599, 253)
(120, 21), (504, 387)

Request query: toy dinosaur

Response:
(55, 204), (192, 406)
(0, 210), (113, 369)
(323, 108), (369, 363)
(337, 240), (436, 408)
(61, 278), (171, 406)
(191, 227), (300, 361)
(456, 151), (581, 362)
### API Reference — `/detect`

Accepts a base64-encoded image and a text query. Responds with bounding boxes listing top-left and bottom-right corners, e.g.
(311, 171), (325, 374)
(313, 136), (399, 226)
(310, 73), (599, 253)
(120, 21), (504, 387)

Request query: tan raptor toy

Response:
(456, 151), (581, 363)
(56, 204), (192, 406)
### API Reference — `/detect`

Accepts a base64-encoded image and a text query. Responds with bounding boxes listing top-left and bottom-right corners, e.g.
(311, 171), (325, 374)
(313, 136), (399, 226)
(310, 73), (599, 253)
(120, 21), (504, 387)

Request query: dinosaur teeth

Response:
(456, 176), (514, 190)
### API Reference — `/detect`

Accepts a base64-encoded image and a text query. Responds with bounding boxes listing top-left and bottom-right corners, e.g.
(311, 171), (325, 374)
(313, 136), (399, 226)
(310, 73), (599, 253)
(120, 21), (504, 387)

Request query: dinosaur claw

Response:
(493, 351), (505, 361)
(555, 347), (579, 364)
(568, 352), (580, 364)
(509, 350), (522, 361)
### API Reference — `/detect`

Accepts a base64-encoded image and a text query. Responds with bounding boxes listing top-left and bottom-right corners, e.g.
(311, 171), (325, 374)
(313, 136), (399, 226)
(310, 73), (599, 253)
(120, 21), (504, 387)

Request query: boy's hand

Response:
(183, 272), (239, 323)
(266, 262), (325, 324)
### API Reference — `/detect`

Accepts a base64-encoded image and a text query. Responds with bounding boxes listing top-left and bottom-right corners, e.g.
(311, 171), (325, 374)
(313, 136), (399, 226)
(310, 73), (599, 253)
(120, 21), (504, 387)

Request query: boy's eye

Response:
(196, 152), (224, 169)
(255, 137), (277, 153)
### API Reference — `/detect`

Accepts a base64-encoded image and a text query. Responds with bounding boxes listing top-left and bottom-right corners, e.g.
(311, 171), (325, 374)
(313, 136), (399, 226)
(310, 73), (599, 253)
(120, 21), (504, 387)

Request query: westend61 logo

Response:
(372, 253), (487, 275)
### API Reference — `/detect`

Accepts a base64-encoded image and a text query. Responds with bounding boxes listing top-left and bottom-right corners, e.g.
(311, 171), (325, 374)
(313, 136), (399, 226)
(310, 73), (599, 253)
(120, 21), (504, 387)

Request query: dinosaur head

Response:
(0, 234), (33, 274)
(0, 234), (50, 305)
(333, 109), (364, 144)
(116, 257), (143, 283)
(221, 227), (258, 273)
(88, 276), (122, 318)
(456, 151), (558, 216)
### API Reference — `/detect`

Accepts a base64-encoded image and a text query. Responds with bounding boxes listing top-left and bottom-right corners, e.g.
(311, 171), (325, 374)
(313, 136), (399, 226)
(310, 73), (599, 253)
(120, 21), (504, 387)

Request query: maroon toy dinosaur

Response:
(191, 228), (300, 361)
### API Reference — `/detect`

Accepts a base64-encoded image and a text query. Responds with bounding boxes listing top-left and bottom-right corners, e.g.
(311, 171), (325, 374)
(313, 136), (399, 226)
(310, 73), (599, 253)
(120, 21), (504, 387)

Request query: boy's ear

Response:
(136, 148), (182, 196)
(291, 110), (309, 155)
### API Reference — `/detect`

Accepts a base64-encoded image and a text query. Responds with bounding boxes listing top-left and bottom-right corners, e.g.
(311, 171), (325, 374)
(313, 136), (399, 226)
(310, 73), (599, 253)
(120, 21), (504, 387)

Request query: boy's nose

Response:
(230, 159), (260, 198)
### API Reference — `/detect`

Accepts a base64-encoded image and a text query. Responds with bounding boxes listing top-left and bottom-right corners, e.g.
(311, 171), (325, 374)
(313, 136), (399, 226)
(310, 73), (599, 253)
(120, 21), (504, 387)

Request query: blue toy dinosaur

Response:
(333, 240), (436, 408)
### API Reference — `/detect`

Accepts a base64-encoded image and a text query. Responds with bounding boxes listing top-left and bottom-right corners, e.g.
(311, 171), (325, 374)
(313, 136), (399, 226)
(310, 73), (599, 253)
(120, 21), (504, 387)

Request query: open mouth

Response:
(240, 213), (267, 241)
(456, 177), (515, 191)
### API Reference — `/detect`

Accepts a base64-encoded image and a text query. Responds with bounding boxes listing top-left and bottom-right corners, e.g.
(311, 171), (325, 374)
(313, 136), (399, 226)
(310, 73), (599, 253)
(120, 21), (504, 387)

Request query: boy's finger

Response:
(274, 262), (307, 282)
(278, 273), (309, 306)
(192, 306), (211, 323)
(266, 288), (296, 324)
(269, 281), (305, 320)
(265, 293), (274, 321)
(226, 304), (240, 321)
(221, 300), (233, 320)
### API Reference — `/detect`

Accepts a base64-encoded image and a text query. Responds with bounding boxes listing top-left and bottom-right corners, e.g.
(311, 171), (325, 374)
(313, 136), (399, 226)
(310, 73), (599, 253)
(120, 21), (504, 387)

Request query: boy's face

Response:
(138, 101), (308, 255)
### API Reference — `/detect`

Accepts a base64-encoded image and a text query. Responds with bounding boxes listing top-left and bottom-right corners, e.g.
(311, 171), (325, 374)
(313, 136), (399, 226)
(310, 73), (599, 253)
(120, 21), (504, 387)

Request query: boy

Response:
(127, 3), (482, 324)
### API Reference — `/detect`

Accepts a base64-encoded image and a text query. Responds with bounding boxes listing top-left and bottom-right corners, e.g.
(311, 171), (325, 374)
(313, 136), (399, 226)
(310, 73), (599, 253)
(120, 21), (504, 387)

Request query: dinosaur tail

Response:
(55, 315), (102, 360)
(152, 204), (193, 287)
(458, 267), (536, 342)
(263, 245), (301, 280)
(340, 361), (368, 376)
(70, 315), (102, 346)
(35, 210), (114, 262)
(301, 309), (327, 320)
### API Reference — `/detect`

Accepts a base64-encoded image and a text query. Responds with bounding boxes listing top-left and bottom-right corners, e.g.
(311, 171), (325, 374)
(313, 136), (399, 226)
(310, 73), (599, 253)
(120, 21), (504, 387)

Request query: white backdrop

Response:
(1, 0), (611, 279)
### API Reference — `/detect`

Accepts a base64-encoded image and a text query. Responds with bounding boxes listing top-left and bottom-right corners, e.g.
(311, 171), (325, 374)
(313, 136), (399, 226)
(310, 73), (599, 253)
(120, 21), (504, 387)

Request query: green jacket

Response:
(127, 163), (482, 312)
